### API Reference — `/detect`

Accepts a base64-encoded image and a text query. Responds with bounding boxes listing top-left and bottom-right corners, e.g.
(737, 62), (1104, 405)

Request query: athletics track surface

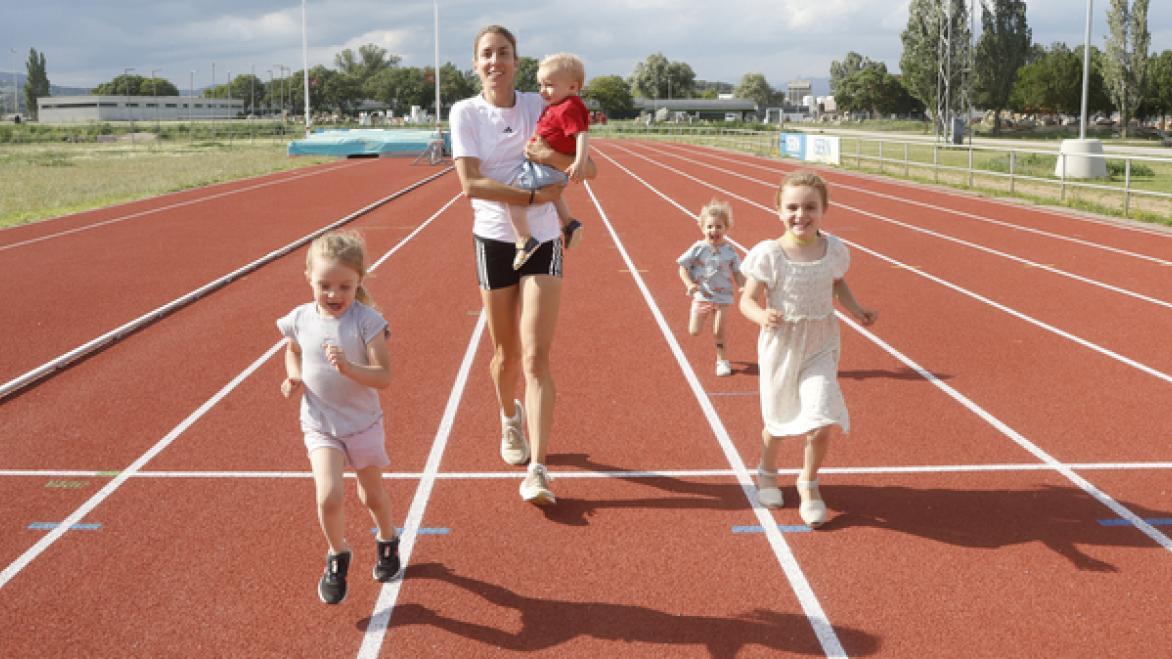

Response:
(0, 140), (1169, 657)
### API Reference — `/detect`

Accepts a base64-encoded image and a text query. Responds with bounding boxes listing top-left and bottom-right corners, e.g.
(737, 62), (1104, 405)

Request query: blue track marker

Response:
(28, 522), (102, 531)
(371, 526), (450, 536)
(1097, 517), (1172, 527)
(732, 524), (812, 534)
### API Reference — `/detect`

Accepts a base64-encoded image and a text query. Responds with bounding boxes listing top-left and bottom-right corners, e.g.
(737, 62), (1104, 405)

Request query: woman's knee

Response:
(317, 486), (345, 514)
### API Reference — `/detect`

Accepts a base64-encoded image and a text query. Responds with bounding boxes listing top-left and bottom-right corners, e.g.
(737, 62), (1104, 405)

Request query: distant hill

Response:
(1, 72), (91, 96)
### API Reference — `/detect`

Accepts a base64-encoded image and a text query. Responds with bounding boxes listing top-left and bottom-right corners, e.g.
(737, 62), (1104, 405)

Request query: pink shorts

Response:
(690, 298), (729, 319)
(303, 421), (390, 470)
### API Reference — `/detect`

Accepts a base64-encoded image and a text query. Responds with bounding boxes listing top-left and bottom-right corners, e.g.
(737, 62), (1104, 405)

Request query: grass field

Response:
(0, 139), (332, 227)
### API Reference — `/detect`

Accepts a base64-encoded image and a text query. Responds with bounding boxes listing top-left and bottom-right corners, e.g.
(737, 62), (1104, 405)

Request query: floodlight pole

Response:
(9, 48), (16, 118)
(434, 0), (441, 130)
(1079, 0), (1093, 140)
(301, 0), (311, 134)
(151, 68), (160, 128)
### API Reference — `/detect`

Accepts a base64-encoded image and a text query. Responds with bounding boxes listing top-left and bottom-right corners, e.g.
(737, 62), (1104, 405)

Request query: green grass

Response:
(0, 140), (333, 227)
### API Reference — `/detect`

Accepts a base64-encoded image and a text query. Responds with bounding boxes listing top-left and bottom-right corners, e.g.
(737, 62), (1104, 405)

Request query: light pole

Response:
(123, 67), (135, 132)
(433, 0), (441, 130)
(189, 70), (194, 126)
(1079, 0), (1093, 140)
(211, 62), (216, 98)
(9, 48), (16, 119)
(274, 64), (286, 119)
(150, 68), (160, 128)
(301, 0), (311, 134)
(267, 69), (273, 116)
(250, 64), (255, 117)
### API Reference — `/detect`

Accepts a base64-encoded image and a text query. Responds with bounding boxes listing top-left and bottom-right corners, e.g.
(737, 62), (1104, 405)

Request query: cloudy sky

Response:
(2, 1), (1170, 92)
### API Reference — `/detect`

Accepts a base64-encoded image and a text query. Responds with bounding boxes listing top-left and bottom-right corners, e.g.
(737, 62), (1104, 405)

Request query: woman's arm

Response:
(454, 156), (563, 206)
(526, 137), (597, 180)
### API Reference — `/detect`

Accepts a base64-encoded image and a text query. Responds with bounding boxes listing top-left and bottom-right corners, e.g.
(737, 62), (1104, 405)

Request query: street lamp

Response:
(150, 68), (160, 128)
(123, 67), (135, 131)
(9, 48), (16, 119)
(189, 70), (194, 125)
(267, 69), (273, 116)
(1056, 0), (1105, 178)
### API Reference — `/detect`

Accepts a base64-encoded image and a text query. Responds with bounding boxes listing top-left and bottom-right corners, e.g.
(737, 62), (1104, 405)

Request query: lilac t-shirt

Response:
(276, 301), (389, 437)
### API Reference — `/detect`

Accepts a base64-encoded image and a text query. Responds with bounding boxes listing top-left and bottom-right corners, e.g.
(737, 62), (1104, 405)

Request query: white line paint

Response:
(596, 144), (1172, 554)
(602, 145), (1172, 384)
(357, 313), (486, 658)
(0, 159), (362, 251)
(0, 168), (454, 400)
(0, 192), (461, 592)
(584, 178), (848, 657)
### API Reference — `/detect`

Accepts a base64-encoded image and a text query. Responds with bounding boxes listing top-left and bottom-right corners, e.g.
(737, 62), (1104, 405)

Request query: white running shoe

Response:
(756, 465), (784, 508)
(500, 399), (530, 465)
(519, 463), (555, 506)
(715, 360), (732, 377)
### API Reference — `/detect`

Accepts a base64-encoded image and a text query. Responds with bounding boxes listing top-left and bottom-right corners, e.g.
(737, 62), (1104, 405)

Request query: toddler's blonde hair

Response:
(306, 230), (375, 307)
(538, 52), (585, 88)
(697, 199), (733, 230)
(776, 170), (829, 209)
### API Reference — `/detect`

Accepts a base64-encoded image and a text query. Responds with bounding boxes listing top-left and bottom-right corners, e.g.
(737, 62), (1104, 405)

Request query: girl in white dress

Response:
(739, 171), (877, 527)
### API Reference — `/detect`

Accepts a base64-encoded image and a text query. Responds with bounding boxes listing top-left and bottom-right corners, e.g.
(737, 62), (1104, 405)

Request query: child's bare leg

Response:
(687, 304), (704, 336)
(355, 466), (397, 541)
(506, 203), (531, 242)
(756, 428), (784, 508)
(712, 307), (728, 361)
(309, 448), (349, 553)
(554, 198), (572, 227)
(797, 427), (831, 527)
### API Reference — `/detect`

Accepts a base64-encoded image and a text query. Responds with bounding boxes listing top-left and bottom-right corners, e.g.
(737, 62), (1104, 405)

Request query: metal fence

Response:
(595, 125), (1172, 222)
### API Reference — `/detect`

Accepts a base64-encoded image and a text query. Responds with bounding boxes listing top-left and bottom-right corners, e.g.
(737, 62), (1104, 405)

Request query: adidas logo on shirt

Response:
(503, 126), (514, 134)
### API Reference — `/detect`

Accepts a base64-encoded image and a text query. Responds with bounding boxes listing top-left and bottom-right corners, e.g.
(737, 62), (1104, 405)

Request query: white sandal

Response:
(756, 465), (784, 508)
(796, 479), (827, 527)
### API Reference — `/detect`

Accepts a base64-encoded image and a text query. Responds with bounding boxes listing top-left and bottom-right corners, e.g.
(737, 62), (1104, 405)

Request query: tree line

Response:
(14, 1), (1171, 134)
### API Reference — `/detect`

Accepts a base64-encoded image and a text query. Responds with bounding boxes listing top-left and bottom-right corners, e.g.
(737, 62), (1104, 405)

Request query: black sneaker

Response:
(318, 550), (351, 605)
(373, 537), (401, 582)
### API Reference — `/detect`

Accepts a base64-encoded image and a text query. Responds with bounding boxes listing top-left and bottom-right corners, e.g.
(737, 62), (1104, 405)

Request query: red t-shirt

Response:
(533, 95), (590, 156)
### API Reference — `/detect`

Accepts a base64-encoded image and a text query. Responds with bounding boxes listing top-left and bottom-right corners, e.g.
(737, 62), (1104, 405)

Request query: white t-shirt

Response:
(450, 91), (560, 243)
(276, 301), (389, 437)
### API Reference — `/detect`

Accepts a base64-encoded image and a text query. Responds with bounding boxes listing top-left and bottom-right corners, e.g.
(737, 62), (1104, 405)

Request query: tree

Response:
(628, 53), (696, 99)
(900, 0), (971, 127)
(516, 56), (539, 92)
(830, 52), (867, 95)
(366, 66), (427, 117)
(834, 60), (922, 118)
(92, 74), (177, 97)
(438, 63), (478, 117)
(734, 73), (773, 118)
(973, 0), (1031, 132)
(1101, 0), (1150, 137)
(583, 74), (634, 118)
(335, 44), (401, 84)
(23, 48), (49, 120)
(1008, 43), (1111, 116)
(1140, 49), (1172, 128)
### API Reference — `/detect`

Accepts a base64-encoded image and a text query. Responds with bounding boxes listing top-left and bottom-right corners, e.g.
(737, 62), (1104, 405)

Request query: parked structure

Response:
(633, 98), (757, 122)
(36, 95), (244, 123)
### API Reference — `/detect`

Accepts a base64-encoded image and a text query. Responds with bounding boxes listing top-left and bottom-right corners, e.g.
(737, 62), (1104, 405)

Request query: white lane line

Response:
(584, 178), (848, 657)
(6, 462), (1171, 480)
(0, 159), (362, 251)
(0, 168), (454, 401)
(656, 141), (1172, 246)
(601, 145), (1172, 384)
(596, 145), (1172, 554)
(623, 143), (1172, 306)
(0, 192), (460, 592)
(356, 312), (486, 658)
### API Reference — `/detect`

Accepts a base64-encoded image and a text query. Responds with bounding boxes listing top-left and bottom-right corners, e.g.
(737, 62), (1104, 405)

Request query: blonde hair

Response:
(538, 52), (585, 88)
(473, 25), (517, 59)
(697, 199), (733, 230)
(777, 170), (829, 209)
(306, 230), (375, 307)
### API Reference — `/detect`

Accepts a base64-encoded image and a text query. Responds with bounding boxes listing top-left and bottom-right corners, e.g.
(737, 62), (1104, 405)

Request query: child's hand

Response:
(758, 308), (783, 330)
(324, 342), (350, 374)
(686, 283), (698, 297)
(281, 376), (302, 398)
(854, 307), (878, 326)
(565, 162), (584, 183)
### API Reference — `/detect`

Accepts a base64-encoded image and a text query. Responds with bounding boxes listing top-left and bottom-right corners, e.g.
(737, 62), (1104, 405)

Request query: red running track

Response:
(0, 141), (1169, 657)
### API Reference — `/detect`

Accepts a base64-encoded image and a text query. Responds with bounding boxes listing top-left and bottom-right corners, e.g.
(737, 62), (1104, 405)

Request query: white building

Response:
(37, 95), (244, 123)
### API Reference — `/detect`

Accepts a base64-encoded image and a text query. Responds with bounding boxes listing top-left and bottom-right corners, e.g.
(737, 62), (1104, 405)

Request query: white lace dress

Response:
(741, 235), (851, 437)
